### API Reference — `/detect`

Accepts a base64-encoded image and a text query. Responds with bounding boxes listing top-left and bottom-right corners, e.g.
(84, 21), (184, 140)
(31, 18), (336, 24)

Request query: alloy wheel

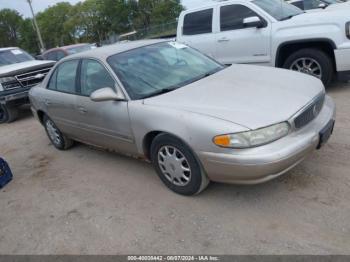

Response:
(290, 57), (322, 79)
(157, 145), (192, 186)
(46, 119), (62, 146)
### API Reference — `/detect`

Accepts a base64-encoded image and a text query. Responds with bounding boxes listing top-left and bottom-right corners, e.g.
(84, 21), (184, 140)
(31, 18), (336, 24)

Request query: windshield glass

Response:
(0, 48), (34, 67)
(253, 0), (303, 21)
(66, 44), (93, 55)
(107, 42), (224, 100)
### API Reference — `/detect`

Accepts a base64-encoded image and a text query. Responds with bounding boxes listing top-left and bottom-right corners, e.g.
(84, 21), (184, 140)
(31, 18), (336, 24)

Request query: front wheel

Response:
(43, 115), (74, 150)
(283, 48), (333, 86)
(150, 134), (209, 195)
(0, 104), (18, 124)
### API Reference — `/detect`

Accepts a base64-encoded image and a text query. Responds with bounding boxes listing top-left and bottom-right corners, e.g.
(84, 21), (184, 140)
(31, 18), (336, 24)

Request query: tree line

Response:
(0, 0), (183, 54)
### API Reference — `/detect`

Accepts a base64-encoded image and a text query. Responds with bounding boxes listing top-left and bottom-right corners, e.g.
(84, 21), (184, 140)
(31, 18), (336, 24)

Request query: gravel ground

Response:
(0, 82), (349, 255)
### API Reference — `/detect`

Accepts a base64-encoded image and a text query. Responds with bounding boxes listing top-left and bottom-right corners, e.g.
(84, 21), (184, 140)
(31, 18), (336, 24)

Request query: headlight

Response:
(346, 22), (350, 40)
(0, 76), (17, 84)
(213, 122), (290, 149)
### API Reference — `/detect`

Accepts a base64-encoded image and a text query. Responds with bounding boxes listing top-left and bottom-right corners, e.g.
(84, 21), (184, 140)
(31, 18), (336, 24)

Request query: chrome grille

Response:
(15, 67), (52, 88)
(294, 94), (325, 129)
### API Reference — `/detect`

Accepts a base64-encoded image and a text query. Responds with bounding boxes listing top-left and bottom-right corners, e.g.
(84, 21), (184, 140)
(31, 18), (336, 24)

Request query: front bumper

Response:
(0, 87), (30, 104)
(197, 95), (336, 184)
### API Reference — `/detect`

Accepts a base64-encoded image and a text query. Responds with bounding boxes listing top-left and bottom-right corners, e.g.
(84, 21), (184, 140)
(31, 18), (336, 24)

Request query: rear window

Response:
(183, 9), (213, 35)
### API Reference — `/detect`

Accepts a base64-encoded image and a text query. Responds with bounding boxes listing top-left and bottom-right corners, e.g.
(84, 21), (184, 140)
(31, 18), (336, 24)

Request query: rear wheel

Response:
(150, 134), (209, 195)
(283, 48), (333, 86)
(0, 104), (18, 124)
(43, 115), (74, 150)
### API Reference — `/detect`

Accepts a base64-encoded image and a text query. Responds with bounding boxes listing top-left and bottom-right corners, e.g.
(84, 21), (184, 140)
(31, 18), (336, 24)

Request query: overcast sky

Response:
(0, 0), (211, 18)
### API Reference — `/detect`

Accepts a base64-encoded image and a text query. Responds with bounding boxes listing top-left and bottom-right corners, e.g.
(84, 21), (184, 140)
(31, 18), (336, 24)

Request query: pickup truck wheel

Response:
(283, 48), (333, 86)
(43, 115), (74, 150)
(0, 104), (18, 124)
(151, 134), (209, 196)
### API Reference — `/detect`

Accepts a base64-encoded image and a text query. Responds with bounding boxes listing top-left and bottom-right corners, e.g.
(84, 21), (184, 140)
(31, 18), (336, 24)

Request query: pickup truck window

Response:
(183, 9), (213, 35)
(253, 0), (303, 21)
(0, 49), (34, 67)
(221, 5), (259, 31)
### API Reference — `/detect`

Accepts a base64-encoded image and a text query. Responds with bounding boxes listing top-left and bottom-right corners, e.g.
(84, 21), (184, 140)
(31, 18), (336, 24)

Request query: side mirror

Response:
(318, 2), (327, 8)
(243, 16), (265, 29)
(90, 87), (124, 102)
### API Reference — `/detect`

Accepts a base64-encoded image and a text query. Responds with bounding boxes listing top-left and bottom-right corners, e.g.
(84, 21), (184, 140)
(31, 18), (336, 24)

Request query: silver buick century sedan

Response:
(29, 40), (336, 195)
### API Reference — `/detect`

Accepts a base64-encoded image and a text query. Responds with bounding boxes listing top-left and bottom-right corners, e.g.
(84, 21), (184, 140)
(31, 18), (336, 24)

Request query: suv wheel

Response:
(150, 134), (209, 195)
(283, 48), (333, 86)
(43, 115), (74, 150)
(0, 104), (18, 124)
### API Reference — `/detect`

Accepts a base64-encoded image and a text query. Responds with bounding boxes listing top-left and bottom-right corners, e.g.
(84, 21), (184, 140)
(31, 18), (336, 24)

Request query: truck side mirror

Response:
(243, 16), (265, 29)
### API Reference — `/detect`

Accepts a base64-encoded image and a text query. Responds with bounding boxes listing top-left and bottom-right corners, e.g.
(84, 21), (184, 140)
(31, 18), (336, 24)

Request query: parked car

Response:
(39, 43), (96, 61)
(176, 0), (350, 86)
(287, 0), (350, 11)
(29, 40), (335, 195)
(0, 47), (55, 123)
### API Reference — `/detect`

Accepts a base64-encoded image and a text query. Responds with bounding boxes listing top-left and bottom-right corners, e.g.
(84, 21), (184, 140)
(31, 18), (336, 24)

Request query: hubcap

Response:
(158, 146), (191, 186)
(46, 120), (61, 146)
(290, 58), (322, 79)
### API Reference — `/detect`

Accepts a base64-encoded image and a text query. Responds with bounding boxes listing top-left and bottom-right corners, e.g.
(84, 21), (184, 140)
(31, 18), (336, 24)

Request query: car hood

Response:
(325, 1), (350, 10)
(143, 65), (324, 130)
(0, 60), (55, 76)
(282, 8), (350, 22)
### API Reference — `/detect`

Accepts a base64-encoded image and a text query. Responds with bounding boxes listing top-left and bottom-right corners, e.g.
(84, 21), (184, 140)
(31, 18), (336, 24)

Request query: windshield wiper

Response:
(142, 87), (179, 99)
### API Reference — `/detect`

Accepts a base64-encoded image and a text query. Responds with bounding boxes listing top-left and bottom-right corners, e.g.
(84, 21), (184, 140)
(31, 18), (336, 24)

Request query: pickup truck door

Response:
(215, 4), (271, 65)
(178, 8), (217, 59)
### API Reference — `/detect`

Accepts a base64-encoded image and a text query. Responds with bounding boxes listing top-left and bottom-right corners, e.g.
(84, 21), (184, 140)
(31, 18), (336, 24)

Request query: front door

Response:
(74, 59), (136, 154)
(215, 4), (271, 65)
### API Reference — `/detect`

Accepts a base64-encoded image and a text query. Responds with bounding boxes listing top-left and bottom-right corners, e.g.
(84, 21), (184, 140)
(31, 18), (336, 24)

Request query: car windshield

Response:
(107, 42), (224, 100)
(66, 44), (93, 55)
(253, 0), (304, 21)
(0, 48), (34, 67)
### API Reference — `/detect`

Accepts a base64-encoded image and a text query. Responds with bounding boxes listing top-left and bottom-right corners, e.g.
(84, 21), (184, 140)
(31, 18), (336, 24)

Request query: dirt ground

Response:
(0, 82), (350, 255)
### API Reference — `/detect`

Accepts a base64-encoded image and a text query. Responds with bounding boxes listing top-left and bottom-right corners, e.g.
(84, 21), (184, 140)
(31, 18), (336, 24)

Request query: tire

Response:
(0, 104), (18, 124)
(282, 48), (333, 86)
(43, 115), (74, 150)
(150, 133), (209, 196)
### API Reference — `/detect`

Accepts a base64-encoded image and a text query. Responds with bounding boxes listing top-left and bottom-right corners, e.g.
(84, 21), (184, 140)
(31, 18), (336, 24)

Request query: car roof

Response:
(43, 43), (90, 54)
(63, 39), (168, 61)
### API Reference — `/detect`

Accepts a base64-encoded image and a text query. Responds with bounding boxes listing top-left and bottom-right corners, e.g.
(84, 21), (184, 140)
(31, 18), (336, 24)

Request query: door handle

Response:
(77, 106), (87, 114)
(218, 37), (230, 43)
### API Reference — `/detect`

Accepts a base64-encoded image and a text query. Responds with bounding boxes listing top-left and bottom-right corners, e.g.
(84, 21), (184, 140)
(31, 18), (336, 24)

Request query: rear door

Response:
(178, 8), (217, 59)
(215, 3), (271, 65)
(74, 59), (135, 154)
(45, 59), (81, 137)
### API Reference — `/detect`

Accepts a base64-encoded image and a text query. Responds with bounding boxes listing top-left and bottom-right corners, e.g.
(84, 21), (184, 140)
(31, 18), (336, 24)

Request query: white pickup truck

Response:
(0, 47), (55, 123)
(176, 0), (350, 85)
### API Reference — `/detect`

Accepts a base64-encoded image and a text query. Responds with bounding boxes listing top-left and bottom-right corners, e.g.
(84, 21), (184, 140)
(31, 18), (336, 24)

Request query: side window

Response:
(55, 60), (79, 94)
(220, 4), (259, 31)
(47, 68), (58, 90)
(56, 51), (66, 61)
(183, 9), (213, 35)
(80, 59), (115, 96)
(46, 51), (58, 61)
